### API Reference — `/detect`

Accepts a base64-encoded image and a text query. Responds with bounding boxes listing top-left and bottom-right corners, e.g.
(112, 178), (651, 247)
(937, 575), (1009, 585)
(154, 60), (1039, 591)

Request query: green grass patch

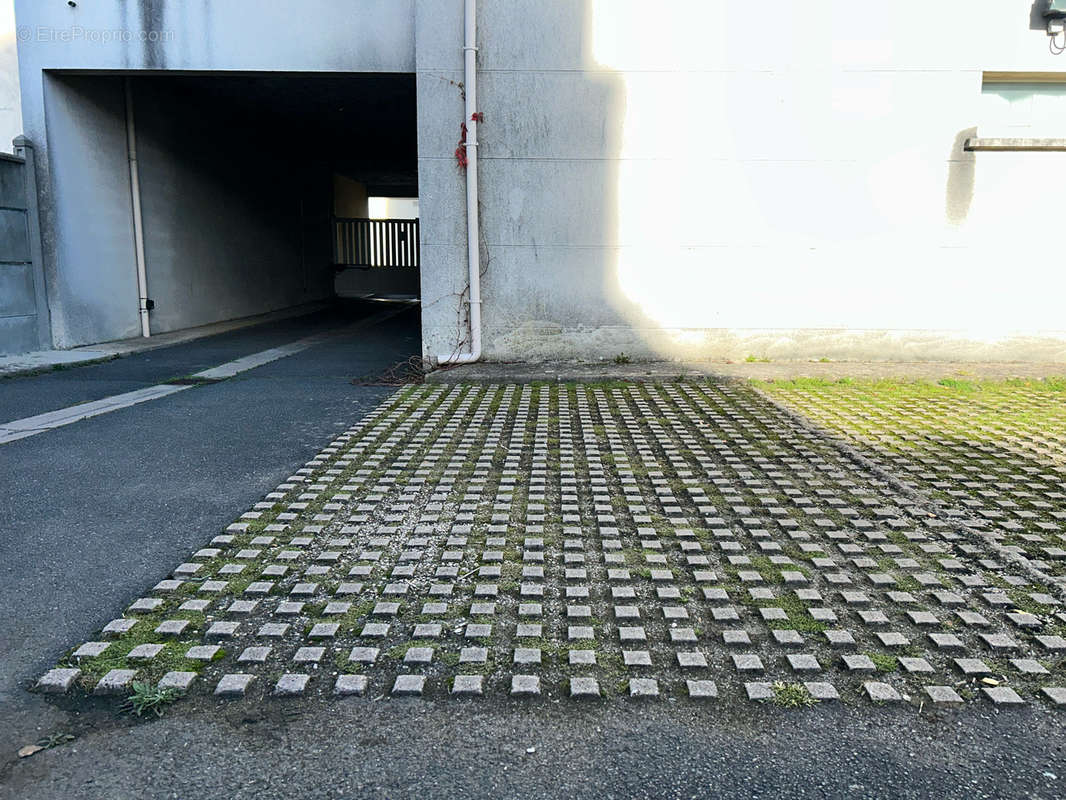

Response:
(122, 681), (183, 718)
(770, 682), (818, 708)
(865, 652), (899, 673)
(385, 640), (436, 660)
(70, 630), (208, 687)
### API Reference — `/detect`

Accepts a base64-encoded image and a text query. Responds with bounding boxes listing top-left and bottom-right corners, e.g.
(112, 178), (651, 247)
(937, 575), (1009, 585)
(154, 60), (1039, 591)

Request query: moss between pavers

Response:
(760, 376), (1066, 577)
(863, 652), (899, 673)
(69, 631), (216, 688)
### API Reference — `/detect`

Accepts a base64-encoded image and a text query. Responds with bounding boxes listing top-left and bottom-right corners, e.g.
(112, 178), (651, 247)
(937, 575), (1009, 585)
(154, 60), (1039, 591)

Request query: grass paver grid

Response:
(760, 378), (1066, 586)
(38, 380), (1066, 706)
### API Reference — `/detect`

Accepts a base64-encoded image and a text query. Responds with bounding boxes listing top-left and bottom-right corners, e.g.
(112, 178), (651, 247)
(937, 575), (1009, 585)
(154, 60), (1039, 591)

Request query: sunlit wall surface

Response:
(368, 197), (419, 220)
(591, 0), (1066, 358)
(420, 0), (1066, 362)
(0, 0), (20, 152)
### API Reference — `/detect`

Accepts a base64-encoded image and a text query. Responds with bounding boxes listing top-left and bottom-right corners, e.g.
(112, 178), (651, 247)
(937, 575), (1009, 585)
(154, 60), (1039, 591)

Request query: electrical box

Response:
(1045, 0), (1066, 20)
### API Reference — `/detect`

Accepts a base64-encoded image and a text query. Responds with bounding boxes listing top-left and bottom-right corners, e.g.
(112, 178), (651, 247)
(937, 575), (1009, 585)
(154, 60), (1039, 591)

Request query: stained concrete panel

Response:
(0, 314), (39, 355)
(0, 209), (29, 262)
(0, 263), (36, 317)
(0, 156), (26, 207)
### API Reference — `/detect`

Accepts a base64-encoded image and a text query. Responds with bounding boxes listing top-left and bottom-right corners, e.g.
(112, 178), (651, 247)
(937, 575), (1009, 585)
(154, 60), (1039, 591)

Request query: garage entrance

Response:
(42, 71), (418, 346)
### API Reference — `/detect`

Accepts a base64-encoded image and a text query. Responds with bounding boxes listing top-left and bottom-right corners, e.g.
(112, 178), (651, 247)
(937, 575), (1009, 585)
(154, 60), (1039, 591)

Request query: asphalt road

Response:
(0, 302), (416, 767)
(2, 695), (1063, 799)
(0, 306), (376, 423)
(1, 305), (1064, 799)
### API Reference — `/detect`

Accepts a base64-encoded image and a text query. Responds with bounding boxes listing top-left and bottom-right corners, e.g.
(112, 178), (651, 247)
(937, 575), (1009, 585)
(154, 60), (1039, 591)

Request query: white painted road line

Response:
(0, 384), (191, 445)
(192, 337), (327, 380)
(0, 307), (403, 446)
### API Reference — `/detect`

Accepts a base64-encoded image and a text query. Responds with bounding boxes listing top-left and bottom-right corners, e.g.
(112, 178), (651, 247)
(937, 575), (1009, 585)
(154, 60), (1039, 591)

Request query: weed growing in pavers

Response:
(37, 733), (76, 750)
(457, 654), (497, 675)
(122, 682), (183, 718)
(594, 649), (625, 674)
(1004, 589), (1057, 617)
(866, 653), (899, 673)
(738, 591), (827, 634)
(771, 682), (818, 708)
(749, 555), (787, 584)
(935, 378), (981, 392)
(385, 640), (436, 660)
(514, 638), (565, 659)
(334, 600), (383, 630)
(334, 651), (364, 673)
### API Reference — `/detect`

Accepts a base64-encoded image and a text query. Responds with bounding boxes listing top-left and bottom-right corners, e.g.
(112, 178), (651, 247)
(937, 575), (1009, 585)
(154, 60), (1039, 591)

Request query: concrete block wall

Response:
(0, 144), (47, 355)
(0, 151), (37, 353)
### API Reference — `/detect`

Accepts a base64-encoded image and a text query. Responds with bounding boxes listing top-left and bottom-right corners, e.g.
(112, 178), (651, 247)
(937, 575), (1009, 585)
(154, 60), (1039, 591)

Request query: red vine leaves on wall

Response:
(455, 112), (485, 169)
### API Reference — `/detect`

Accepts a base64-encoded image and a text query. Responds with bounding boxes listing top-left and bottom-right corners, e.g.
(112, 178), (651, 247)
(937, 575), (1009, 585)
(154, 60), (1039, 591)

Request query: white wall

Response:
(369, 197), (418, 219)
(419, 0), (1066, 362)
(0, 0), (20, 152)
(43, 75), (140, 346)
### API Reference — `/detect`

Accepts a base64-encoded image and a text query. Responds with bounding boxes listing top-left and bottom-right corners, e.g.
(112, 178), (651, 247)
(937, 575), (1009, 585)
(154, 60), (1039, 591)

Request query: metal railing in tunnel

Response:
(333, 218), (420, 269)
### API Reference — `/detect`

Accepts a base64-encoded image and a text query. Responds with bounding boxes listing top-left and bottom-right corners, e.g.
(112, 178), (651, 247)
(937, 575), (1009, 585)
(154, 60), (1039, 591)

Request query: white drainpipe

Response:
(124, 77), (151, 338)
(437, 0), (482, 364)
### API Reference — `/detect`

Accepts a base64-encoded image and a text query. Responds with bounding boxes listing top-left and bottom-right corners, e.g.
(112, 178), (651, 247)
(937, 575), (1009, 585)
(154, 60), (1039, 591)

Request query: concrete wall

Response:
(0, 148), (45, 353)
(43, 74), (139, 346)
(133, 78), (333, 335)
(18, 0), (1066, 359)
(416, 0), (487, 360)
(15, 0), (415, 347)
(419, 0), (1066, 362)
(335, 267), (420, 300)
